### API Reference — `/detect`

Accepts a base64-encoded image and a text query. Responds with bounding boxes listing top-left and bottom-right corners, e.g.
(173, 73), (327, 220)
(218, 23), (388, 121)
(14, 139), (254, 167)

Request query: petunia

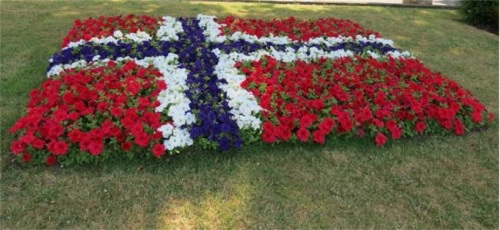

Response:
(46, 155), (57, 166)
(22, 153), (32, 163)
(296, 127), (310, 142)
(312, 130), (326, 144)
(88, 140), (104, 155)
(415, 121), (426, 134)
(152, 143), (166, 158)
(68, 129), (84, 143)
(375, 132), (387, 146)
(48, 140), (69, 155)
(121, 141), (133, 151)
(10, 140), (26, 154)
(454, 119), (465, 135)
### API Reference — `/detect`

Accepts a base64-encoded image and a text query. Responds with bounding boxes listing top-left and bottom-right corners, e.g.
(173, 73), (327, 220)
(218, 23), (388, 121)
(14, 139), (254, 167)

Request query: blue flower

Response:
(218, 137), (230, 151)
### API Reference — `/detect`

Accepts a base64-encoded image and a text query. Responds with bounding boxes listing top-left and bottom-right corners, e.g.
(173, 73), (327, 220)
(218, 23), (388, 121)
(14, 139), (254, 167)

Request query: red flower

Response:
(318, 118), (335, 134)
(67, 112), (80, 121)
(138, 97), (150, 109)
(107, 61), (117, 68)
(48, 140), (69, 155)
(296, 127), (310, 142)
(10, 140), (26, 154)
(415, 121), (426, 133)
(125, 109), (139, 120)
(46, 155), (57, 166)
(374, 91), (386, 105)
(134, 133), (150, 147)
(262, 130), (276, 143)
(375, 132), (388, 147)
(375, 109), (392, 120)
(22, 153), (32, 163)
(145, 112), (162, 129)
(126, 80), (141, 96)
(9, 118), (26, 133)
(88, 140), (104, 155)
(111, 106), (124, 117)
(386, 120), (398, 131)
(32, 138), (45, 149)
(157, 80), (167, 91)
(121, 117), (135, 130)
(68, 129), (84, 143)
(442, 119), (453, 130)
(115, 131), (126, 142)
(53, 109), (69, 122)
(300, 113), (318, 129)
(310, 99), (325, 110)
(454, 119), (465, 135)
(19, 132), (36, 144)
(262, 122), (277, 143)
(121, 141), (133, 151)
(338, 114), (354, 133)
(355, 106), (373, 124)
(48, 124), (64, 139)
(101, 119), (115, 137)
(330, 85), (350, 102)
(313, 130), (326, 144)
(472, 112), (483, 123)
(390, 128), (403, 139)
(151, 131), (162, 140)
(152, 143), (165, 158)
(276, 125), (293, 141)
(79, 134), (92, 152)
(489, 112), (495, 123)
(131, 123), (145, 136)
(73, 101), (86, 112)
(97, 102), (109, 112)
(373, 119), (384, 128)
(386, 120), (402, 139)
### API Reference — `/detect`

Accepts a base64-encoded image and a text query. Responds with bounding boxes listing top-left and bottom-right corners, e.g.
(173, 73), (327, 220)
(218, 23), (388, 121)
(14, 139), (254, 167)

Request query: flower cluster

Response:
(10, 60), (168, 165)
(218, 16), (381, 41)
(62, 14), (160, 48)
(9, 14), (494, 165)
(237, 55), (494, 145)
(177, 17), (243, 151)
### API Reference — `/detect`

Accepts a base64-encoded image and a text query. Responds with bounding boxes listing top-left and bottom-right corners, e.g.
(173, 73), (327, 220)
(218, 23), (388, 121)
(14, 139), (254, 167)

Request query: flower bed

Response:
(10, 14), (494, 165)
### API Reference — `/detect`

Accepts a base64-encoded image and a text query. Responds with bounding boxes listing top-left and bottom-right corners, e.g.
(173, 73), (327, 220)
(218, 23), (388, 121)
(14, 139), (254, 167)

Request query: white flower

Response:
(213, 52), (263, 130)
(125, 30), (152, 43)
(113, 30), (124, 38)
(61, 31), (153, 50)
(197, 14), (226, 43)
(367, 50), (380, 59)
(158, 124), (174, 138)
(92, 55), (101, 62)
(157, 16), (183, 41)
(387, 50), (414, 59)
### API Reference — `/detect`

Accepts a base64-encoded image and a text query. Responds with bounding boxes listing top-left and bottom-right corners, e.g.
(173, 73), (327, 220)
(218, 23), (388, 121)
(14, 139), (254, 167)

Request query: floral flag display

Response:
(9, 15), (494, 165)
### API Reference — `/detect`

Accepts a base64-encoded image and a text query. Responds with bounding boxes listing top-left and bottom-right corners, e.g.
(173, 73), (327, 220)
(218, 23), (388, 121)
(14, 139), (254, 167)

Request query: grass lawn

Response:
(1, 0), (498, 228)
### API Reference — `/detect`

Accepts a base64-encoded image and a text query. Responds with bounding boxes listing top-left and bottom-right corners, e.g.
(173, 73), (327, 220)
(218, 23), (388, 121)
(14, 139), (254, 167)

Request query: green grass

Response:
(1, 0), (498, 228)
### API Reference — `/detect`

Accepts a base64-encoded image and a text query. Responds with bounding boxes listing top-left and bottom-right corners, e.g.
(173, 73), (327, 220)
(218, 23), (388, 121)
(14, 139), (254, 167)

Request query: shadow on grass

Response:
(2, 123), (498, 228)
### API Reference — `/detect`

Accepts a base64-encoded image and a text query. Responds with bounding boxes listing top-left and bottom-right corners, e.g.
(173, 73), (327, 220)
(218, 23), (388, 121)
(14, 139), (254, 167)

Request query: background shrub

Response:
(459, 0), (499, 33)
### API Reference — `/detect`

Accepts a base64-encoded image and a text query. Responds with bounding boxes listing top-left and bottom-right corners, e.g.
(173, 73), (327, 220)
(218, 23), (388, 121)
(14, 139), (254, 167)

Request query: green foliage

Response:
(459, 0), (499, 32)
